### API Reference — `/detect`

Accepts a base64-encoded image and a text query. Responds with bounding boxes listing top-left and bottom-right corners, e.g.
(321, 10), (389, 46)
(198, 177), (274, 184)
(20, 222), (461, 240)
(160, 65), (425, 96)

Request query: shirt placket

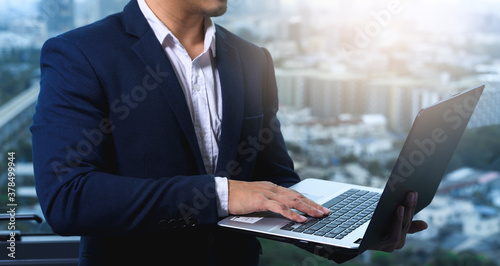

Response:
(192, 59), (214, 174)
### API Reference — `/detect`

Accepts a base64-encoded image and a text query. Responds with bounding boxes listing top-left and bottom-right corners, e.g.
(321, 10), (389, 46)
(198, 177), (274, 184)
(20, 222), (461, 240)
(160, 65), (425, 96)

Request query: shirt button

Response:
(200, 131), (206, 138)
(194, 84), (201, 91)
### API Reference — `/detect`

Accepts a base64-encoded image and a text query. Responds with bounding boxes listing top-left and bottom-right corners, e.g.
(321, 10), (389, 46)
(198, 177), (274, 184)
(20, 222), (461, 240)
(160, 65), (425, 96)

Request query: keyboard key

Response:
(280, 222), (295, 230)
(293, 227), (305, 233)
(330, 227), (344, 234)
(314, 230), (329, 236)
(330, 221), (341, 227)
(300, 219), (318, 228)
(325, 232), (338, 238)
(354, 191), (369, 196)
(322, 217), (335, 222)
(345, 189), (359, 194)
(309, 224), (325, 231)
(344, 221), (355, 226)
(280, 189), (381, 239)
(329, 213), (341, 219)
(323, 225), (335, 230)
(322, 197), (343, 208)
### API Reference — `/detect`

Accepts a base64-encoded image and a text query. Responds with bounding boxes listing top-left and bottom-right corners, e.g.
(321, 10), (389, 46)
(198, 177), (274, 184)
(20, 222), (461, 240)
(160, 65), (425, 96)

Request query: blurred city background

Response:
(0, 0), (499, 265)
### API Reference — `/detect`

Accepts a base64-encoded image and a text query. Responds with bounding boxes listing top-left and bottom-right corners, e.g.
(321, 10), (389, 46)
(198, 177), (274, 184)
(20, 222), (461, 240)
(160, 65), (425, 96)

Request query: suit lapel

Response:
(123, 1), (246, 177)
(124, 0), (206, 174)
(215, 29), (245, 176)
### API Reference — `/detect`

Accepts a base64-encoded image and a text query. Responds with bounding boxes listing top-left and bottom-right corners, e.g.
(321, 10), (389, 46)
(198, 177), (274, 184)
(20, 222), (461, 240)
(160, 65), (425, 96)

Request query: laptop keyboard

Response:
(280, 189), (380, 240)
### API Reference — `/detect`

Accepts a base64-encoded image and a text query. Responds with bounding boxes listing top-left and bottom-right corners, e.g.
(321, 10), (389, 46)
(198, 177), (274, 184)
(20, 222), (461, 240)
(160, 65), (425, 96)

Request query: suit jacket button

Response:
(159, 220), (168, 229)
(188, 217), (198, 227)
(167, 219), (177, 229)
(178, 218), (187, 228)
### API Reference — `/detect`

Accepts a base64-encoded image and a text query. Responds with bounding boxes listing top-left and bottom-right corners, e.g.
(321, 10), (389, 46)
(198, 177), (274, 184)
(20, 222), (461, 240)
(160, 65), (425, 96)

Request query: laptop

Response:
(218, 85), (485, 254)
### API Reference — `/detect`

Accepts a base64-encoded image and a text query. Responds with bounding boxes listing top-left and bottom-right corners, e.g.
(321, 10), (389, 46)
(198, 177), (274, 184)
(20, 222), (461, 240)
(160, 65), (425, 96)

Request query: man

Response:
(32, 0), (427, 265)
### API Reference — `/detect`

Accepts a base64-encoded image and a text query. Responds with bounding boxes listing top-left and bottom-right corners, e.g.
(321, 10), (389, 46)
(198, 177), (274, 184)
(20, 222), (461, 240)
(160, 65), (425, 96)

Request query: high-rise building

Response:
(306, 72), (365, 119)
(368, 78), (432, 133)
(275, 69), (309, 108)
(275, 70), (489, 133)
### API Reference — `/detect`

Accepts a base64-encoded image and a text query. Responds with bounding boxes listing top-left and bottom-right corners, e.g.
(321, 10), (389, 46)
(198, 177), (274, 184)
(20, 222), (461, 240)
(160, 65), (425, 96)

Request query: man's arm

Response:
(32, 36), (220, 237)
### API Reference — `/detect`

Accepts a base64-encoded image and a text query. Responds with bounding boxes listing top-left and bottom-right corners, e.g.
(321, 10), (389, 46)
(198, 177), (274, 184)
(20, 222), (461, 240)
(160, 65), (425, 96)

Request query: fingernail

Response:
(409, 192), (416, 203)
(398, 206), (404, 217)
(322, 207), (330, 214)
(299, 215), (307, 222)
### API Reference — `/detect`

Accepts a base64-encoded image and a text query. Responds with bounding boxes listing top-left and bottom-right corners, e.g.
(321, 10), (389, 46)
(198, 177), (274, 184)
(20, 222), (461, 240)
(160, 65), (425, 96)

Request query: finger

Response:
(270, 193), (326, 218)
(247, 182), (321, 218)
(265, 200), (306, 222)
(384, 205), (405, 252)
(373, 205), (404, 252)
(399, 198), (419, 249)
(408, 220), (428, 234)
(275, 187), (330, 215)
(394, 205), (406, 248)
(289, 191), (329, 215)
(391, 192), (419, 250)
(402, 192), (417, 233)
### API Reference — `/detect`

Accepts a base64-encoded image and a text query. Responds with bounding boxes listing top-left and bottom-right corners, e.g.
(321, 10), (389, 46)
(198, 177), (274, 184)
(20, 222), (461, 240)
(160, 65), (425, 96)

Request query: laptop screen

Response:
(359, 85), (485, 252)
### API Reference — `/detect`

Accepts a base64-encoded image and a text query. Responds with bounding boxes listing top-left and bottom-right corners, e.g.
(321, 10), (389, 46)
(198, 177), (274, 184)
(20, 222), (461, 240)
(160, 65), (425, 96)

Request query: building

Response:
(462, 206), (500, 237)
(275, 68), (463, 133)
(40, 0), (75, 35)
(275, 69), (310, 108)
(306, 72), (366, 119)
(413, 196), (468, 239)
(367, 77), (438, 132)
(438, 168), (500, 200)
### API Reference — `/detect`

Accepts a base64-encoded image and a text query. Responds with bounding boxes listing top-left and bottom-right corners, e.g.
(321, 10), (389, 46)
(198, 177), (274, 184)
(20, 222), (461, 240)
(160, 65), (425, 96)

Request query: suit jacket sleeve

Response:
(251, 48), (301, 188)
(32, 36), (219, 237)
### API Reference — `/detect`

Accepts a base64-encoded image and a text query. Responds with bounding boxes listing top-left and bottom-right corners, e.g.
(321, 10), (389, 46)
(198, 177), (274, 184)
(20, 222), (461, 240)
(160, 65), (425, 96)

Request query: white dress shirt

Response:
(138, 0), (228, 217)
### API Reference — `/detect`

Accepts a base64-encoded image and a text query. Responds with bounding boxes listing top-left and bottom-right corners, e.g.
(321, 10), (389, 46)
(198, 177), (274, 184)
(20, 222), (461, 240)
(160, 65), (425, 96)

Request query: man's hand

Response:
(295, 191), (428, 263)
(370, 192), (428, 252)
(228, 180), (330, 222)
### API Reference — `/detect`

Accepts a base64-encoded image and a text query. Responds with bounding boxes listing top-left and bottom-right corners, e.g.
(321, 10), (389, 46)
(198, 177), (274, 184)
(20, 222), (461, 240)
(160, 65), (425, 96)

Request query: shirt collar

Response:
(138, 0), (217, 57)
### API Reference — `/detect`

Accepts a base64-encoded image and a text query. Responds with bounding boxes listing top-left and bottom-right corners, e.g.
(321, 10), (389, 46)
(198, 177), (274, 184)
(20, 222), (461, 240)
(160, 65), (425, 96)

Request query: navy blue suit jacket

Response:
(32, 0), (299, 264)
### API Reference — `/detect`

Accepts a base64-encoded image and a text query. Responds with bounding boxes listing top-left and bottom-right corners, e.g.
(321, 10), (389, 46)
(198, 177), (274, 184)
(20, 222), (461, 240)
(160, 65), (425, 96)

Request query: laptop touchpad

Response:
(301, 193), (323, 202)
